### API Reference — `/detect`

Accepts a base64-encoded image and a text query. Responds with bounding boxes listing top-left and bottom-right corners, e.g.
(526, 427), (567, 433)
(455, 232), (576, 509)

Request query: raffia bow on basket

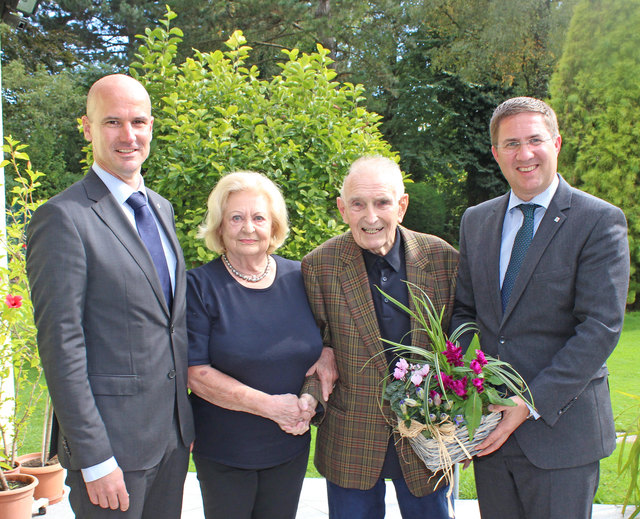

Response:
(397, 412), (502, 472)
(372, 282), (533, 500)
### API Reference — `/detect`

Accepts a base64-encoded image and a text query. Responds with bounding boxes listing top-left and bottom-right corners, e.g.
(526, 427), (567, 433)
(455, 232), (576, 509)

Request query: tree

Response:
(418, 0), (579, 98)
(1, 61), (86, 199)
(128, 7), (395, 265)
(549, 0), (640, 304)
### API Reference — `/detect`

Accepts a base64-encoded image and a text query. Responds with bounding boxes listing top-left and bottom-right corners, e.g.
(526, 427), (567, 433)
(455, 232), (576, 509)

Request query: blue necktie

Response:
(126, 192), (173, 309)
(501, 204), (539, 312)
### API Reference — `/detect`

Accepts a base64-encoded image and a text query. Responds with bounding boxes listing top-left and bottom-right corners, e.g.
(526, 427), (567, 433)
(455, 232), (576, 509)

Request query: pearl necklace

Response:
(222, 253), (271, 283)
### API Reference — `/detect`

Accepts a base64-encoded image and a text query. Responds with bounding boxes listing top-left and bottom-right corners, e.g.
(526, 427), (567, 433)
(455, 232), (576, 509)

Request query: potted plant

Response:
(0, 137), (61, 506)
(618, 391), (640, 518)
(0, 470), (38, 519)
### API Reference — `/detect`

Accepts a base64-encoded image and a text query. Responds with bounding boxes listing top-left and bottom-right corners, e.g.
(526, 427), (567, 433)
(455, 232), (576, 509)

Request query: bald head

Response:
(341, 156), (405, 199)
(86, 74), (152, 121)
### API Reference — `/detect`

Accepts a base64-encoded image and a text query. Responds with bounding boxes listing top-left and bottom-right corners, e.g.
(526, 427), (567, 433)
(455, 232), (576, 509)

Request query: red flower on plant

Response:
(5, 294), (23, 308)
(472, 377), (484, 394)
(475, 349), (488, 366)
(443, 340), (464, 367)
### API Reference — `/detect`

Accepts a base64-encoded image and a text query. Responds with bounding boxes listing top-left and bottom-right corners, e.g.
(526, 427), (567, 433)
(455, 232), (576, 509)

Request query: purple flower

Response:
(454, 414), (465, 426)
(444, 341), (464, 367)
(475, 349), (488, 366)
(393, 358), (409, 380)
(472, 377), (484, 394)
(470, 359), (483, 374)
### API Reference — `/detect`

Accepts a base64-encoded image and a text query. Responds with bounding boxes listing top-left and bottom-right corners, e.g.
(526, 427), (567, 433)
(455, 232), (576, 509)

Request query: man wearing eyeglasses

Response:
(451, 97), (630, 518)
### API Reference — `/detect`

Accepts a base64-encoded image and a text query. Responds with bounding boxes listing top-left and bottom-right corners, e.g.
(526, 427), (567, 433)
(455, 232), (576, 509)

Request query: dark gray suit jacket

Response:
(451, 175), (629, 469)
(26, 169), (195, 472)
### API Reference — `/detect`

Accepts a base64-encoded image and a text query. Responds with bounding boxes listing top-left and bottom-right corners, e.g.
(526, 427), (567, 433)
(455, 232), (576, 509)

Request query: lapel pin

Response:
(554, 217), (560, 223)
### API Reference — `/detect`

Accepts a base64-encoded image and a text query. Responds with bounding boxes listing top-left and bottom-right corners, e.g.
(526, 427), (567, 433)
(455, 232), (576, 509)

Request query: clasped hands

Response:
(271, 393), (317, 435)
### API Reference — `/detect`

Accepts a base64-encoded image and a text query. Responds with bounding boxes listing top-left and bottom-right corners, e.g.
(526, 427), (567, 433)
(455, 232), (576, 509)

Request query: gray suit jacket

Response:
(26, 169), (195, 472)
(451, 175), (629, 469)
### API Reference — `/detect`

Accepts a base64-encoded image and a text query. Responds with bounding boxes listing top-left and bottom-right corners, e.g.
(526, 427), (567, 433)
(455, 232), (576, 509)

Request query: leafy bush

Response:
(129, 7), (396, 266)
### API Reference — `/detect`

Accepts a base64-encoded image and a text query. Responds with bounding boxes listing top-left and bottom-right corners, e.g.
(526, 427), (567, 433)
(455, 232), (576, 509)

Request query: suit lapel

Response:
(482, 197), (509, 324)
(502, 177), (571, 321)
(337, 234), (388, 375)
(83, 170), (170, 316)
(402, 228), (431, 351)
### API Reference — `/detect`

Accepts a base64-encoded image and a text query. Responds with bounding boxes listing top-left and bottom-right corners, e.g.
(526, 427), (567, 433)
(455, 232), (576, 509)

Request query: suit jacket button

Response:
(168, 369), (176, 379)
(498, 336), (506, 344)
(170, 324), (175, 333)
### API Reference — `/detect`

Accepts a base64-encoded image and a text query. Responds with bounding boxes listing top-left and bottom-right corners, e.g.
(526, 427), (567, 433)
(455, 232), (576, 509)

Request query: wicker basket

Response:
(400, 412), (502, 472)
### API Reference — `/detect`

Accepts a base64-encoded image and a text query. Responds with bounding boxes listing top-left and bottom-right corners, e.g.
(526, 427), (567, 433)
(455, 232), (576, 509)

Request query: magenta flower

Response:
(450, 377), (468, 398)
(4, 294), (23, 308)
(439, 373), (454, 390)
(444, 340), (464, 367)
(475, 349), (488, 366)
(470, 359), (483, 374)
(472, 377), (484, 394)
(393, 358), (409, 380)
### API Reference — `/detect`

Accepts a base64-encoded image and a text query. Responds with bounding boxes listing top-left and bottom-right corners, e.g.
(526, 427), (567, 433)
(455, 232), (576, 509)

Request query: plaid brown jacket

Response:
(302, 226), (458, 496)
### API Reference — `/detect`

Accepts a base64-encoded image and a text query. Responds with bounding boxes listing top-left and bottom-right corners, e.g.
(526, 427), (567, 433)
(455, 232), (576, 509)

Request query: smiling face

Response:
(337, 163), (408, 256)
(492, 112), (561, 201)
(220, 190), (273, 261)
(82, 75), (154, 188)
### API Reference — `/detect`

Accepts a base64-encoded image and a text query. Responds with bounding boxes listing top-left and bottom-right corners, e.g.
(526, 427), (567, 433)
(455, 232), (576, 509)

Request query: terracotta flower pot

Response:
(0, 459), (21, 475)
(0, 473), (38, 519)
(16, 452), (65, 504)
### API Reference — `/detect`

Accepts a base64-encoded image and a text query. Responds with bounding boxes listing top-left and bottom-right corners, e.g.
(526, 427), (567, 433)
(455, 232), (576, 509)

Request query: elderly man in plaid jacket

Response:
(302, 156), (459, 519)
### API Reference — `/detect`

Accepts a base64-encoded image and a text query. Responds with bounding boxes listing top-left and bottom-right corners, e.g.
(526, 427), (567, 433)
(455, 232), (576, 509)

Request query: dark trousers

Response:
(193, 444), (309, 519)
(474, 435), (599, 519)
(66, 419), (189, 518)
(326, 477), (450, 519)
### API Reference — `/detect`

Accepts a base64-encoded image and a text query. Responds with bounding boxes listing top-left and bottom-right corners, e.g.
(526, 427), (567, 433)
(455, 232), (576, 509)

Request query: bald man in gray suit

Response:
(451, 97), (629, 518)
(26, 74), (194, 518)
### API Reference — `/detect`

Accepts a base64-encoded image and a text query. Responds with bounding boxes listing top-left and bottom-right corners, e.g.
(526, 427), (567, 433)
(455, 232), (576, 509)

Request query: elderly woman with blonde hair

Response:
(186, 171), (323, 519)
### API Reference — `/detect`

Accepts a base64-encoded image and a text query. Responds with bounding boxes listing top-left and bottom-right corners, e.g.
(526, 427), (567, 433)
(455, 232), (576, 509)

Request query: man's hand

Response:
(475, 395), (530, 457)
(306, 347), (338, 401)
(85, 466), (129, 511)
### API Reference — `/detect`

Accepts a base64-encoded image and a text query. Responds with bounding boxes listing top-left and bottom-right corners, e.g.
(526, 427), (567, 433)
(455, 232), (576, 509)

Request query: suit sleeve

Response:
(300, 254), (331, 417)
(450, 209), (476, 349)
(528, 205), (629, 425)
(26, 202), (115, 469)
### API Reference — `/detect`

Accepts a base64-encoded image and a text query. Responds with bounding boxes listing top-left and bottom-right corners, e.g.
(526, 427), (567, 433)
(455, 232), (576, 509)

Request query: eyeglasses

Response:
(495, 137), (554, 154)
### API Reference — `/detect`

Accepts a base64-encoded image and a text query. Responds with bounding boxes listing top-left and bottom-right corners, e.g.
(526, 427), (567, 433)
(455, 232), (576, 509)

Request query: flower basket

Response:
(374, 282), (534, 477)
(398, 412), (502, 472)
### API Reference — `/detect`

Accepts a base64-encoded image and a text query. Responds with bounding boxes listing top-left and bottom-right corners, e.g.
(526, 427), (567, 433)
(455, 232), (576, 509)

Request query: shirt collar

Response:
(92, 163), (147, 205)
(507, 173), (559, 212)
(362, 228), (403, 272)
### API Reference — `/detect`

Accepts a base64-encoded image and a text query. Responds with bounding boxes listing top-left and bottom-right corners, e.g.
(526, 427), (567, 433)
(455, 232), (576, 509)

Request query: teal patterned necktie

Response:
(501, 204), (539, 312)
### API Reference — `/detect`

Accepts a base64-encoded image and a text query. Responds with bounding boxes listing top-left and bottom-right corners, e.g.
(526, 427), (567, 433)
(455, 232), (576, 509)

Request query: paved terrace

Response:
(41, 473), (634, 518)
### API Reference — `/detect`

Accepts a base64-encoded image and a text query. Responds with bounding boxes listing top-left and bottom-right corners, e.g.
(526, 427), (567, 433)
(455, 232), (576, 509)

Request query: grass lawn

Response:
(18, 312), (640, 503)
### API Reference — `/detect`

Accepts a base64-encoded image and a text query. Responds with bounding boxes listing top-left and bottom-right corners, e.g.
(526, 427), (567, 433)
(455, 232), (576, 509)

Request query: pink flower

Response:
(472, 377), (484, 394)
(470, 359), (483, 374)
(429, 390), (442, 406)
(450, 376), (468, 398)
(444, 341), (464, 367)
(393, 358), (409, 380)
(410, 364), (429, 386)
(475, 349), (488, 366)
(4, 294), (23, 308)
